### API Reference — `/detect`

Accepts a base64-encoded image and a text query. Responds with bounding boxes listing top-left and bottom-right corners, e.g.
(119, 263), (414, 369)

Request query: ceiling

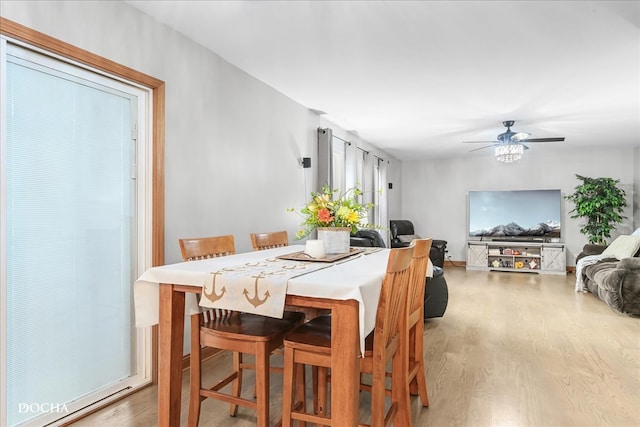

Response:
(126, 0), (640, 161)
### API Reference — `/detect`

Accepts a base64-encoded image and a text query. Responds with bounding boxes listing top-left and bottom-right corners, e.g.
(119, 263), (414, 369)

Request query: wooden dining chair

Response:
(250, 230), (289, 251)
(179, 234), (236, 260)
(315, 239), (434, 425)
(280, 245), (415, 427)
(406, 238), (433, 412)
(179, 235), (306, 427)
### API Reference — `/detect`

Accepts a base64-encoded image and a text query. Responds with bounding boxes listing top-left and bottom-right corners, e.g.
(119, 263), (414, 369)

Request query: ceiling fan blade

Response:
(512, 132), (531, 141)
(518, 137), (565, 143)
(462, 140), (499, 144)
(468, 144), (496, 152)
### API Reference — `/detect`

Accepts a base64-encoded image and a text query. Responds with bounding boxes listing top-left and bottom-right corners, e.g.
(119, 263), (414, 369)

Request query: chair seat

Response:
(289, 314), (382, 354)
(283, 314), (332, 353)
(202, 311), (306, 342)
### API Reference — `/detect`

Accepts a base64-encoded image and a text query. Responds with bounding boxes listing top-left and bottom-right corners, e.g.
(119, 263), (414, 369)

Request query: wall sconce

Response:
(301, 157), (311, 168)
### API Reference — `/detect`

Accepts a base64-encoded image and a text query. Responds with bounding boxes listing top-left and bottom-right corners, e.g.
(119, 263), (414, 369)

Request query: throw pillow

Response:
(601, 235), (640, 260)
(398, 234), (421, 243)
(631, 227), (640, 237)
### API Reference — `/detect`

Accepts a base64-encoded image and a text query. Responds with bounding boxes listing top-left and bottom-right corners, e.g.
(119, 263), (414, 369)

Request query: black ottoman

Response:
(424, 266), (448, 319)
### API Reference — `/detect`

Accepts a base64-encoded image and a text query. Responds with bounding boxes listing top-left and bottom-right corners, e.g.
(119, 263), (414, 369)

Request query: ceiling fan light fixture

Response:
(512, 132), (530, 141)
(495, 143), (524, 163)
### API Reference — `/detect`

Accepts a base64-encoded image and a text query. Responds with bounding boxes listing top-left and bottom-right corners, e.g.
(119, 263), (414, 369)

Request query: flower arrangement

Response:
(290, 185), (375, 239)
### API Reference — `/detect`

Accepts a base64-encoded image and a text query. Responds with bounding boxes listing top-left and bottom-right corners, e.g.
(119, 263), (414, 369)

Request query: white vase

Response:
(317, 227), (351, 254)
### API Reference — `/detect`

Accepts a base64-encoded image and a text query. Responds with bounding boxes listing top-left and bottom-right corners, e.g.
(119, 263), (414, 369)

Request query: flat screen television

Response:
(468, 189), (561, 241)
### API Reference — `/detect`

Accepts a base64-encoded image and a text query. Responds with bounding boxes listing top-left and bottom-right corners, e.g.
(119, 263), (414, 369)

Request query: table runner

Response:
(198, 257), (331, 318)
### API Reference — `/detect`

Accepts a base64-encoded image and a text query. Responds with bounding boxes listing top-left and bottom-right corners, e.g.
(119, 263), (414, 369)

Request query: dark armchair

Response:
(350, 229), (386, 248)
(389, 220), (448, 268)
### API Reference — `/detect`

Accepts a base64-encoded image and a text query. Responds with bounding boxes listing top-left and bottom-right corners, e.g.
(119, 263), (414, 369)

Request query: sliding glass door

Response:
(1, 41), (150, 426)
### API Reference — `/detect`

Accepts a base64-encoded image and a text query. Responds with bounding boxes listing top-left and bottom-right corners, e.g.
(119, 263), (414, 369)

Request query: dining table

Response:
(133, 244), (392, 427)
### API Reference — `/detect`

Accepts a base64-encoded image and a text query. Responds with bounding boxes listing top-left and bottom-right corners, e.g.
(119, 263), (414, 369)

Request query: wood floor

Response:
(74, 267), (640, 427)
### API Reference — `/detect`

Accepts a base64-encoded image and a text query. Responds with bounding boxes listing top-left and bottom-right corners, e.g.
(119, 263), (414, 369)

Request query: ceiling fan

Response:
(463, 120), (565, 162)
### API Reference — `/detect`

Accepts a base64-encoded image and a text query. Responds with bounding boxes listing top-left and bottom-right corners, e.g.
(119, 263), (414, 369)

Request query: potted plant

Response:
(290, 185), (375, 253)
(565, 174), (627, 245)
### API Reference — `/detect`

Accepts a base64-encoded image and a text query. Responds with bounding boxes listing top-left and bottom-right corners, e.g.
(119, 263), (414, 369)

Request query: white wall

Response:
(634, 147), (640, 230)
(0, 1), (400, 262)
(401, 146), (637, 266)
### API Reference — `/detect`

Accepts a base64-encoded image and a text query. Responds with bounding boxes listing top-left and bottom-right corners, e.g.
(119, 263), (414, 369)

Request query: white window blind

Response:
(2, 44), (144, 427)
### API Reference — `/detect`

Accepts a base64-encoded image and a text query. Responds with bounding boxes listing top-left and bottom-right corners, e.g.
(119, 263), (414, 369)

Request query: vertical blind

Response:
(5, 50), (136, 426)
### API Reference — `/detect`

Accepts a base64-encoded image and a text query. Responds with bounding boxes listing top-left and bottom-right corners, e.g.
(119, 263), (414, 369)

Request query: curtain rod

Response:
(332, 134), (352, 145)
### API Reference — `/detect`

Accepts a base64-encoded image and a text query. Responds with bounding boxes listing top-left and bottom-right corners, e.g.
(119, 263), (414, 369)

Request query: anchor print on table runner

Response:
(244, 273), (271, 307)
(199, 258), (331, 318)
(203, 271), (226, 303)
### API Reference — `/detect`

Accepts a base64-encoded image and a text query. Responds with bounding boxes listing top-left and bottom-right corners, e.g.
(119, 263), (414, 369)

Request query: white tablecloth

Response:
(134, 245), (395, 354)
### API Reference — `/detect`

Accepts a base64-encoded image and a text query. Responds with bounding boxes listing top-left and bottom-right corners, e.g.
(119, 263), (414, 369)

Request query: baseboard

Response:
(444, 260), (465, 267)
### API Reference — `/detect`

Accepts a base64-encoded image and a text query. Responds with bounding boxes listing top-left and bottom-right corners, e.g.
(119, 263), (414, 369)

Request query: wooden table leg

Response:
(330, 300), (359, 427)
(158, 283), (185, 427)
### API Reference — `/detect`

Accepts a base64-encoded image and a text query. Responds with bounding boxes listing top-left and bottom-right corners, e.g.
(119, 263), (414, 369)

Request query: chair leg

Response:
(281, 346), (295, 427)
(295, 363), (306, 427)
(391, 349), (412, 427)
(255, 345), (270, 427)
(316, 367), (328, 418)
(230, 351), (242, 416)
(410, 322), (429, 407)
(411, 327), (429, 407)
(370, 361), (387, 427)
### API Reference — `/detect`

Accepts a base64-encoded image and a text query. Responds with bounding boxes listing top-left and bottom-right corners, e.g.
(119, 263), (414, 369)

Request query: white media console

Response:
(466, 240), (566, 275)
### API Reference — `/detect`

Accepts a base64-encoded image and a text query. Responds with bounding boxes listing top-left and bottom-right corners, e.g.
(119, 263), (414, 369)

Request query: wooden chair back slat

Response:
(375, 245), (414, 352)
(179, 235), (235, 261)
(407, 238), (433, 314)
(250, 231), (289, 251)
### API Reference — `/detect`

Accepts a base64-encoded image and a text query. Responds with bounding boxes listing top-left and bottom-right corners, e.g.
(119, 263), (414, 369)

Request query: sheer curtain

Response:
(375, 158), (389, 247)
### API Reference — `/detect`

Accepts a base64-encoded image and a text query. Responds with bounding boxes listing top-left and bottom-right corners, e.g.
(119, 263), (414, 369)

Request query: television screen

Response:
(468, 189), (561, 239)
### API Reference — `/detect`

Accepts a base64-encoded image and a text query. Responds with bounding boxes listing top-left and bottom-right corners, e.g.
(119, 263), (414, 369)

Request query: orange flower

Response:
(317, 208), (334, 223)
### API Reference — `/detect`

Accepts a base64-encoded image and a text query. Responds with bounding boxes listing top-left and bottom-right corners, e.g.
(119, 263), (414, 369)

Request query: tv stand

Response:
(466, 241), (566, 275)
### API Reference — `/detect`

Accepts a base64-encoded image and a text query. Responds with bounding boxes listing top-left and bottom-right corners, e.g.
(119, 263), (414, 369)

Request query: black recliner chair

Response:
(389, 220), (448, 268)
(389, 219), (448, 319)
(350, 229), (386, 248)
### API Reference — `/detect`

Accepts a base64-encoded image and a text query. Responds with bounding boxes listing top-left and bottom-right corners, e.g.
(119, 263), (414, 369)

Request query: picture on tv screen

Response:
(468, 189), (561, 239)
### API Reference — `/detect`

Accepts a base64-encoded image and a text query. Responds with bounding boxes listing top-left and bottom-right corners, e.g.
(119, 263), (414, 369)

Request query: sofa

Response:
(389, 219), (448, 268)
(575, 234), (640, 316)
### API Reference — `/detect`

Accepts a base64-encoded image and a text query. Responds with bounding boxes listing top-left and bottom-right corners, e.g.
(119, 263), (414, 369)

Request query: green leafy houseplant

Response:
(565, 174), (627, 245)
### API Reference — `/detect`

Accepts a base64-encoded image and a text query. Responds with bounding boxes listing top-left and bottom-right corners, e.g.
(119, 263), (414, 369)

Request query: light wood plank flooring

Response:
(74, 267), (640, 426)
